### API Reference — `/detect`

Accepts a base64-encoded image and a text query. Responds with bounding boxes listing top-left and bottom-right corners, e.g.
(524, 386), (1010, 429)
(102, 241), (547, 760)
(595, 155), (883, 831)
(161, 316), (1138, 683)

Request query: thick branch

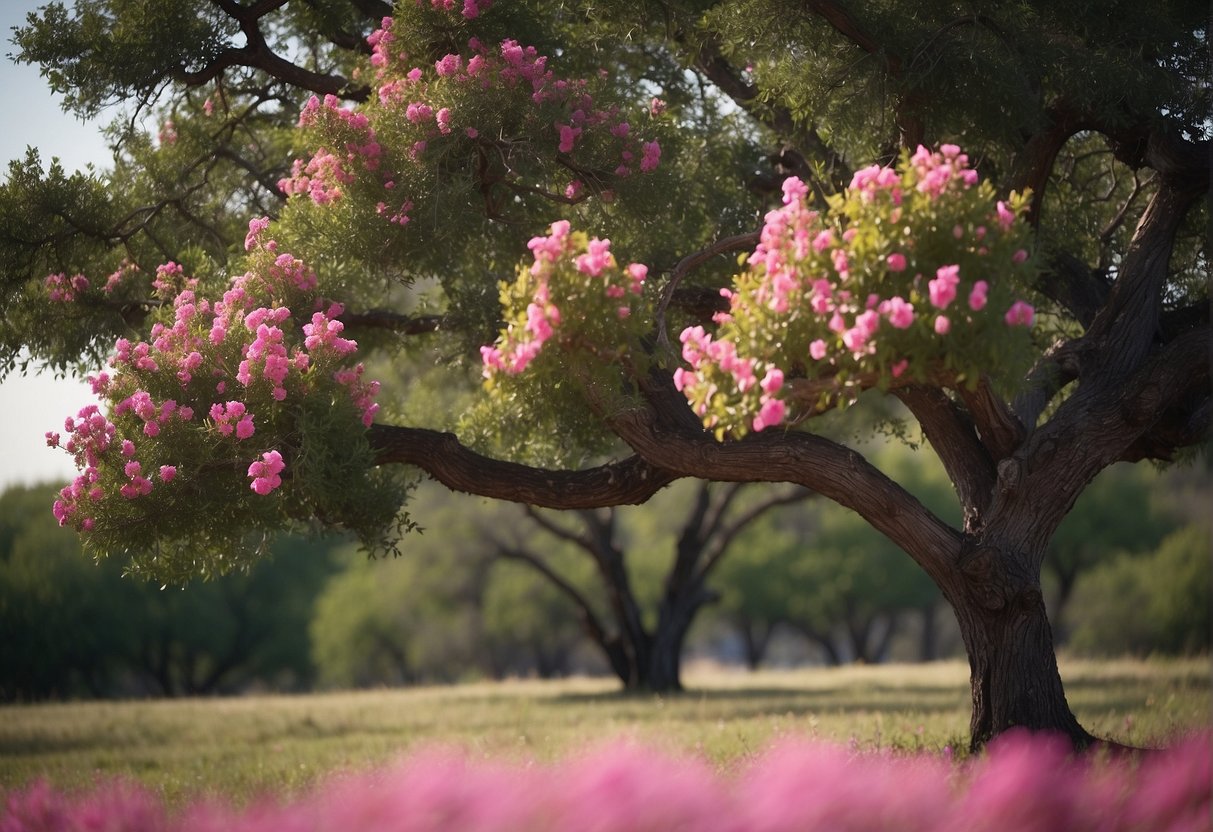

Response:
(998, 325), (1211, 555)
(367, 424), (678, 508)
(608, 379), (961, 584)
(955, 377), (1026, 461)
(895, 385), (996, 528)
(187, 0), (368, 100)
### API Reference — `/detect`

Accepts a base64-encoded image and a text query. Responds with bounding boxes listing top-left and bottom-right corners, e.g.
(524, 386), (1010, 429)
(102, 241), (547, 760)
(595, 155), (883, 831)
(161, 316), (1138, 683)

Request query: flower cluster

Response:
(281, 10), (664, 231)
(48, 218), (385, 553)
(248, 449), (285, 495)
(44, 273), (89, 303)
(480, 221), (649, 379)
(676, 145), (1039, 437)
(2, 733), (1208, 831)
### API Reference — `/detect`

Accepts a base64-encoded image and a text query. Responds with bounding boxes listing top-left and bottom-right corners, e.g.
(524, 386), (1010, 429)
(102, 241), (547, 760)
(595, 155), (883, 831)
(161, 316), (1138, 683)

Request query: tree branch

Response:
(894, 384), (997, 529)
(367, 424), (679, 508)
(610, 374), (962, 584)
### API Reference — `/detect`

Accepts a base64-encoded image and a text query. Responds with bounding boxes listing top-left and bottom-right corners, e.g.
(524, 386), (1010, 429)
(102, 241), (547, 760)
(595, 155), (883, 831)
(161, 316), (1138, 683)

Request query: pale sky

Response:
(0, 0), (107, 490)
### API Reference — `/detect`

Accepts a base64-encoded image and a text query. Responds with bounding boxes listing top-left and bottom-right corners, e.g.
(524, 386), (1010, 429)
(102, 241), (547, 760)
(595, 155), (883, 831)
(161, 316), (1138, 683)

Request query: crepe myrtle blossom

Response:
(248, 449), (285, 495)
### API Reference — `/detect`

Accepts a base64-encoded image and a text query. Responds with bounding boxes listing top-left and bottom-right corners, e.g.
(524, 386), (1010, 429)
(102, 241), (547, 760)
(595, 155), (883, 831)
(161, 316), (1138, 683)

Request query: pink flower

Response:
(809, 339), (828, 361)
(968, 280), (989, 311)
(885, 296), (914, 329)
(1011, 248), (1029, 264)
(640, 141), (661, 172)
(248, 450), (285, 495)
(760, 367), (784, 395)
(159, 465), (177, 482)
(886, 252), (907, 272)
(235, 415), (256, 440)
(244, 216), (271, 251)
(1005, 300), (1035, 327)
(928, 264), (960, 309)
(996, 200), (1016, 230)
(557, 123), (581, 153)
(752, 397), (786, 432)
(891, 359), (909, 377)
(934, 315), (951, 334)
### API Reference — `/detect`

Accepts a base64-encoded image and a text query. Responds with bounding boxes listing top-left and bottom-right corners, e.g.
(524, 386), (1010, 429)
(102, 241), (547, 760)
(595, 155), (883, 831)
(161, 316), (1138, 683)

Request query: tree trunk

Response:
(946, 551), (1093, 751)
(919, 603), (938, 662)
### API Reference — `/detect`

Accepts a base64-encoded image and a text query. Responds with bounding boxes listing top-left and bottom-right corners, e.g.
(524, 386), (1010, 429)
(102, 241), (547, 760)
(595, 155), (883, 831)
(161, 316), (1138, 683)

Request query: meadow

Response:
(2, 658), (1209, 809)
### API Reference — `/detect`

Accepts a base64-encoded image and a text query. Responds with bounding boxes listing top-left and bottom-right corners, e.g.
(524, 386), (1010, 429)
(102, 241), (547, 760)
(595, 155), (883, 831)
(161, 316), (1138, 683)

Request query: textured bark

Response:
(942, 544), (1092, 750)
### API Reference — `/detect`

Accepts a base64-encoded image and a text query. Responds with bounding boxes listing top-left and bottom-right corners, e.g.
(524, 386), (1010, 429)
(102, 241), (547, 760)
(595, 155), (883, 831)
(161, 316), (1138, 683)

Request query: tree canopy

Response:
(3, 0), (1208, 749)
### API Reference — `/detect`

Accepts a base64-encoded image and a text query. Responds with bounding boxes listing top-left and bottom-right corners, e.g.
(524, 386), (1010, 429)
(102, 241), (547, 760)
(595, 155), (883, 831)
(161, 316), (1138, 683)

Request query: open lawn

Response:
(1, 658), (1208, 808)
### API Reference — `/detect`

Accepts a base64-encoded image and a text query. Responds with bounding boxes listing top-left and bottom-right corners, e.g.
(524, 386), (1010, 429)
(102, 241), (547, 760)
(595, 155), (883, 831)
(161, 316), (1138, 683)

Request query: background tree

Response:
(1067, 524), (1212, 658)
(1045, 463), (1181, 642)
(0, 484), (341, 700)
(714, 440), (954, 667)
(5, 1), (1208, 750)
(497, 481), (810, 691)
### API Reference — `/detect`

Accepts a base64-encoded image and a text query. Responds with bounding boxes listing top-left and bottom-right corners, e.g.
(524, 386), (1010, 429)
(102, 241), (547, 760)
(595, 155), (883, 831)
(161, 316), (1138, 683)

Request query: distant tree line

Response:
(2, 452), (1207, 701)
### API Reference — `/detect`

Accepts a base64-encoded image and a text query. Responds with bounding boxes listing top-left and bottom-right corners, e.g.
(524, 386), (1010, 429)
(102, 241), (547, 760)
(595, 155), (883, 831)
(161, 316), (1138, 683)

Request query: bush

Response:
(1069, 525), (1211, 657)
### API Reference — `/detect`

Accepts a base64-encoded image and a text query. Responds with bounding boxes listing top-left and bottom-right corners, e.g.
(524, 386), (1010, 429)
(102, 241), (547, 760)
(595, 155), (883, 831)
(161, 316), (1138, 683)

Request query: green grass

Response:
(1, 658), (1208, 808)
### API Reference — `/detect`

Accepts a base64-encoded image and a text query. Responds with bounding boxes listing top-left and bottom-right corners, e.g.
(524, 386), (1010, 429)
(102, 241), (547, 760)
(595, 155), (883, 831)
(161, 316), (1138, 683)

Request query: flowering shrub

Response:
(468, 221), (654, 462)
(2, 733), (1208, 831)
(676, 145), (1039, 438)
(47, 219), (409, 581)
(481, 220), (650, 379)
(280, 6), (667, 248)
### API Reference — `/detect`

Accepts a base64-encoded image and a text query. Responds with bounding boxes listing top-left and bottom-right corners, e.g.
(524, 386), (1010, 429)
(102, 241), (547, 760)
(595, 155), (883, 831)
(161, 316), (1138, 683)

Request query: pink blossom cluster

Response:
(49, 404), (117, 529)
(279, 95), (382, 204)
(909, 142), (980, 198)
(675, 146), (1039, 436)
(44, 272), (89, 302)
(675, 326), (786, 432)
(303, 303), (358, 357)
(334, 363), (381, 427)
(237, 307), (297, 400)
(247, 449), (285, 495)
(209, 400), (255, 439)
(103, 260), (140, 294)
(2, 733), (1208, 832)
(288, 19), (663, 226)
(425, 0), (494, 19)
(481, 222), (650, 377)
(50, 220), (386, 532)
(113, 389), (194, 438)
(152, 262), (195, 297)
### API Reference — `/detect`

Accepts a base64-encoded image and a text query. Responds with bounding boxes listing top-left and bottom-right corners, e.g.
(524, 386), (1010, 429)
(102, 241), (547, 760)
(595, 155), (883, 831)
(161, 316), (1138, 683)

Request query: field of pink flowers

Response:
(3, 731), (1208, 831)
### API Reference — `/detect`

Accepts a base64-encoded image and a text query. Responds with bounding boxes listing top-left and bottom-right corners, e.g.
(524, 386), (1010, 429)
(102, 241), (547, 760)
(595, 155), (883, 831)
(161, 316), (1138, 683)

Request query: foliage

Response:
(1068, 525), (1212, 657)
(676, 151), (1037, 437)
(310, 484), (594, 686)
(44, 233), (411, 581)
(2, 731), (1209, 831)
(713, 442), (954, 663)
(0, 484), (343, 700)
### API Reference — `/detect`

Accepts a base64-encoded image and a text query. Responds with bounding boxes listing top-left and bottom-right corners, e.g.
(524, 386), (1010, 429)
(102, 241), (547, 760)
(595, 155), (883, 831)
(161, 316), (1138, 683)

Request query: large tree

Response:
(3, 1), (1208, 751)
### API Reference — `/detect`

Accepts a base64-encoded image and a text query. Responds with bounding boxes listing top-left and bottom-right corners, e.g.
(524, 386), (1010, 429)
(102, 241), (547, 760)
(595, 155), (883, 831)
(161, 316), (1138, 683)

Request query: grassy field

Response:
(1, 658), (1208, 808)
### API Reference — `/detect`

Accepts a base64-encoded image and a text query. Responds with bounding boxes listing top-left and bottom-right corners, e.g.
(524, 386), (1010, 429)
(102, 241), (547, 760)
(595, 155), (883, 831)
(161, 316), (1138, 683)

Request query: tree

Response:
(1045, 463), (1180, 641)
(715, 440), (952, 667)
(4, 1), (1208, 750)
(497, 480), (809, 691)
(0, 484), (341, 699)
(1067, 524), (1212, 657)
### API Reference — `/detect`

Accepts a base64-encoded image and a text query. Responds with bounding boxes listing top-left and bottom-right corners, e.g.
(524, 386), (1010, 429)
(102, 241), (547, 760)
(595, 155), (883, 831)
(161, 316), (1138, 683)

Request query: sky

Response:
(0, 0), (108, 490)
